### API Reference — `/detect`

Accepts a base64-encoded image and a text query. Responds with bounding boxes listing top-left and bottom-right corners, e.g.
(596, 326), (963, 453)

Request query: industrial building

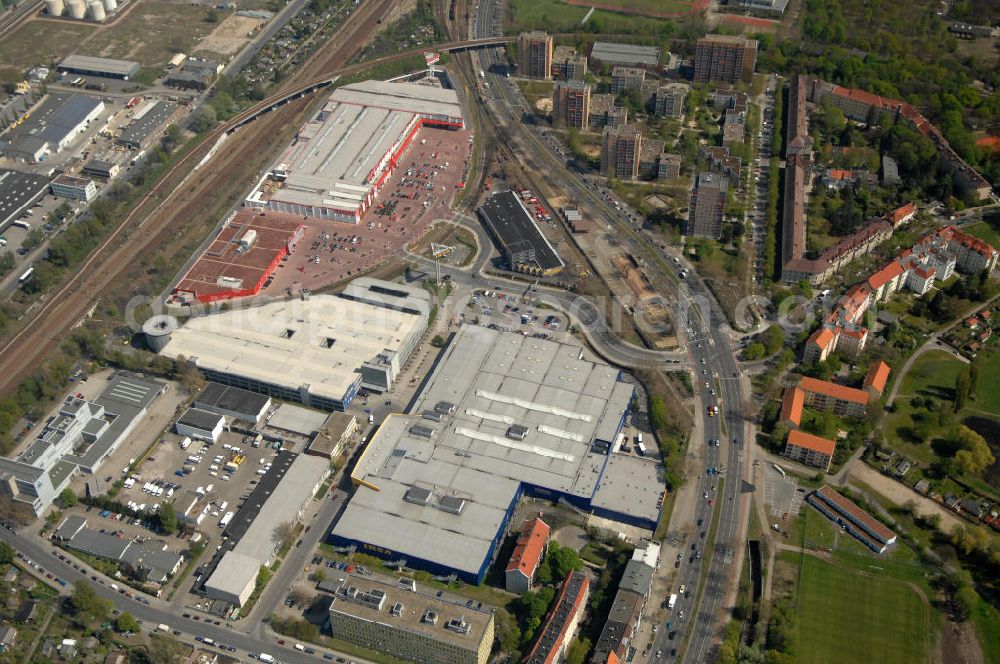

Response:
(330, 326), (662, 584)
(50, 174), (96, 202)
(165, 58), (221, 91)
(116, 101), (182, 150)
(0, 375), (164, 517)
(203, 452), (330, 606)
(174, 408), (225, 443)
(305, 412), (358, 460)
(158, 278), (429, 410)
(192, 382), (271, 426)
(54, 515), (183, 583)
(524, 571), (589, 664)
(590, 42), (660, 68)
(477, 191), (564, 276)
(686, 172), (727, 239)
(0, 93), (104, 162)
(326, 576), (495, 664)
(245, 80), (464, 223)
(518, 31), (553, 79)
(58, 55), (140, 80)
(0, 170), (49, 229)
(83, 157), (122, 180)
(171, 209), (305, 303)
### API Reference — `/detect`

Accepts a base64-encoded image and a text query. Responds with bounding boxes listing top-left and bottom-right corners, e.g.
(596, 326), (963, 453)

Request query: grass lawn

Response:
(970, 347), (1000, 416)
(896, 349), (965, 400)
(779, 551), (930, 664)
(509, 0), (678, 35)
(962, 220), (1000, 248)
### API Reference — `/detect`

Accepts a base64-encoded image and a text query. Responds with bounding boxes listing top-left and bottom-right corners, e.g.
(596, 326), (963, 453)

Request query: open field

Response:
(971, 347), (1000, 416)
(561, 0), (701, 17)
(896, 349), (966, 399)
(0, 20), (96, 77)
(777, 550), (931, 664)
(83, 2), (217, 67)
(508, 0), (679, 34)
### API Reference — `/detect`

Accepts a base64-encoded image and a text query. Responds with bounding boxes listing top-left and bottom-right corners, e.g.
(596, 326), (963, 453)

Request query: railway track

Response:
(0, 0), (43, 41)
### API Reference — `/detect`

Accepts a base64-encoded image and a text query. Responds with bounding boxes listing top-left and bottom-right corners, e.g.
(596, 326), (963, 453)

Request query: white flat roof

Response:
(159, 294), (425, 403)
(260, 80), (462, 212)
(204, 550), (258, 599)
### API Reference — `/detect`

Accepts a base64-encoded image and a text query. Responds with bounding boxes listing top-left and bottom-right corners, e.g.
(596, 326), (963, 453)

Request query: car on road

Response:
(655, 650), (662, 658)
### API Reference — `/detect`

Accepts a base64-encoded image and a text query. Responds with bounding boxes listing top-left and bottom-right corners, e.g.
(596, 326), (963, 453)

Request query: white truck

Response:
(258, 655), (275, 664)
(668, 593), (678, 610)
(157, 623), (170, 632)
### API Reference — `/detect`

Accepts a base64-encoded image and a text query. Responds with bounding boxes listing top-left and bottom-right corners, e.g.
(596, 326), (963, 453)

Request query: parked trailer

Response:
(18, 267), (33, 283)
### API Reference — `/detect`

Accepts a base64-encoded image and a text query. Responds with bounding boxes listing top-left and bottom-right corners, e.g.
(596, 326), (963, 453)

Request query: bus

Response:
(772, 463), (786, 477)
(11, 219), (30, 229)
(18, 267), (33, 284)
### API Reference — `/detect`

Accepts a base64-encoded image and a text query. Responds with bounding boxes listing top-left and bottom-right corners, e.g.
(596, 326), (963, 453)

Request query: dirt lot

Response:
(195, 14), (266, 56)
(848, 463), (963, 534)
(261, 122), (474, 295)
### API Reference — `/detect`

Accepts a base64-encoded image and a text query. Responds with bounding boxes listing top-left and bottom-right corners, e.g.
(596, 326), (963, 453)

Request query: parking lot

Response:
(762, 465), (805, 519)
(469, 288), (568, 340)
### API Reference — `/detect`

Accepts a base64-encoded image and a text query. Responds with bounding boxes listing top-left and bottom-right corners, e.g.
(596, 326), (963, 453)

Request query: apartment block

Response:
(783, 429), (836, 472)
(685, 172), (727, 238)
(610, 67), (646, 93)
(601, 126), (643, 180)
(656, 153), (682, 181)
(654, 84), (687, 119)
(799, 377), (869, 418)
(694, 34), (758, 85)
(589, 94), (628, 129)
(524, 571), (589, 664)
(518, 31), (553, 79)
(552, 46), (587, 80)
(552, 81), (591, 130)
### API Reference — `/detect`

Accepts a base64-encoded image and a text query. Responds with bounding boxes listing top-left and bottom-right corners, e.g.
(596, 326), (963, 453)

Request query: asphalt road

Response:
(470, 2), (754, 659)
(223, 0), (311, 78)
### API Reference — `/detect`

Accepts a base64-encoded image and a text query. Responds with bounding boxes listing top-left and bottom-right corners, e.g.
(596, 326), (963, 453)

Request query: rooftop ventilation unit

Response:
(410, 425), (435, 439)
(390, 602), (404, 617)
(403, 487), (433, 506)
(445, 617), (471, 635)
(434, 401), (456, 415)
(506, 424), (528, 441)
(421, 410), (443, 422)
(438, 495), (467, 515)
(422, 610), (438, 625)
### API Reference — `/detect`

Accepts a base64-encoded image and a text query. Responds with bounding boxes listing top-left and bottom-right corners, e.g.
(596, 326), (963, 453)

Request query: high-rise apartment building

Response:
(552, 45), (587, 80)
(610, 66), (646, 93)
(694, 34), (758, 85)
(518, 31), (553, 79)
(654, 84), (687, 118)
(686, 172), (727, 238)
(552, 81), (591, 130)
(601, 126), (643, 180)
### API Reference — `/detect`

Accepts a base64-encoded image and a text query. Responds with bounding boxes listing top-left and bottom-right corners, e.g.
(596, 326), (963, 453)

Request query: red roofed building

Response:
(966, 317), (980, 330)
(524, 571), (590, 664)
(867, 261), (905, 301)
(779, 387), (805, 427)
(937, 226), (999, 273)
(809, 486), (896, 553)
(803, 327), (837, 364)
(906, 265), (937, 295)
(506, 518), (551, 593)
(863, 361), (891, 400)
(890, 202), (916, 227)
(783, 429), (836, 472)
(799, 377), (869, 418)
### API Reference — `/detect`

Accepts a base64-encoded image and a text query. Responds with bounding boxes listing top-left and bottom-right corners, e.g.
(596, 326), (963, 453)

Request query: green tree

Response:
(146, 633), (189, 664)
(58, 488), (77, 508)
(69, 580), (112, 625)
(157, 502), (177, 533)
(743, 343), (766, 361)
(0, 541), (13, 564)
(431, 335), (445, 347)
(115, 611), (141, 633)
(565, 637), (591, 664)
(954, 367), (970, 412)
(649, 395), (667, 431)
(544, 542), (583, 581)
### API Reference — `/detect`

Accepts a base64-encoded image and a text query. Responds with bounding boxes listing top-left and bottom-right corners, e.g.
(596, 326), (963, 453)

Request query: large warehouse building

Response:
(330, 326), (663, 584)
(0, 93), (104, 162)
(477, 191), (564, 276)
(0, 169), (49, 230)
(58, 55), (140, 80)
(245, 80), (464, 223)
(158, 278), (429, 410)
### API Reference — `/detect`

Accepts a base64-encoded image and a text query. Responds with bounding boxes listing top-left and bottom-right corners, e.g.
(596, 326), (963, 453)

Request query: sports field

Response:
(780, 551), (931, 664)
(509, 0), (682, 34)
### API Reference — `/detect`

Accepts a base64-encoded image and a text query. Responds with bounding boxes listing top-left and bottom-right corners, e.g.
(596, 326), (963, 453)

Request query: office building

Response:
(330, 326), (660, 584)
(694, 35), (758, 85)
(601, 126), (643, 180)
(0, 375), (164, 518)
(552, 81), (591, 130)
(518, 31), (553, 79)
(654, 84), (687, 119)
(685, 172), (727, 239)
(50, 174), (96, 202)
(782, 430), (836, 472)
(327, 576), (495, 664)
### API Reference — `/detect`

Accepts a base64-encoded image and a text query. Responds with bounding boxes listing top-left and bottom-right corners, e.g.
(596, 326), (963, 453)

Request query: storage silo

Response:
(45, 0), (65, 17)
(103, 0), (117, 11)
(87, 0), (106, 21)
(143, 315), (179, 352)
(66, 0), (87, 19)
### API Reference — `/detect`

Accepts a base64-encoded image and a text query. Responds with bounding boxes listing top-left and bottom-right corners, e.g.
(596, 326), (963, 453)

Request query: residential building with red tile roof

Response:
(798, 377), (869, 418)
(779, 387), (805, 426)
(890, 202), (916, 227)
(524, 571), (590, 664)
(809, 486), (896, 553)
(783, 430), (836, 472)
(505, 518), (551, 593)
(863, 361), (891, 398)
(867, 260), (905, 301)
